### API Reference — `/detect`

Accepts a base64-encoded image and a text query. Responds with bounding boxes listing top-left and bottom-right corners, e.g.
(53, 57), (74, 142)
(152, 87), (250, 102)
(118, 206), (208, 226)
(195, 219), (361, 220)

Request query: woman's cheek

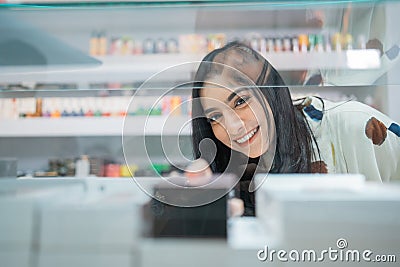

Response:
(212, 125), (231, 146)
(247, 103), (263, 122)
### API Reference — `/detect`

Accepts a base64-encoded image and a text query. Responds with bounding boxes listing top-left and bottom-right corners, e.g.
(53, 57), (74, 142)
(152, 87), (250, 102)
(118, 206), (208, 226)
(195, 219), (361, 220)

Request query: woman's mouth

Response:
(235, 126), (260, 145)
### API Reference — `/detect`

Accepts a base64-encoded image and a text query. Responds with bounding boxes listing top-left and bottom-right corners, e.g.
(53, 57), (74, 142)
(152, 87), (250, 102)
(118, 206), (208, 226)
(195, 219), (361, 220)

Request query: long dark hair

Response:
(191, 41), (317, 174)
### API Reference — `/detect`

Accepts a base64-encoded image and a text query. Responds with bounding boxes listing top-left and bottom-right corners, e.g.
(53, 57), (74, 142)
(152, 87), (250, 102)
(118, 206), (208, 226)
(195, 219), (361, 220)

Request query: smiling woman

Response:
(191, 41), (317, 215)
(192, 41), (314, 174)
(190, 41), (400, 216)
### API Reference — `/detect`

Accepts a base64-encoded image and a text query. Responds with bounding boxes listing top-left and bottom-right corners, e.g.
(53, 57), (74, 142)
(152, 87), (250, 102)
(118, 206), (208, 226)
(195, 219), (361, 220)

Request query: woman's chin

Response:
(248, 151), (264, 158)
(248, 145), (268, 158)
(233, 147), (265, 159)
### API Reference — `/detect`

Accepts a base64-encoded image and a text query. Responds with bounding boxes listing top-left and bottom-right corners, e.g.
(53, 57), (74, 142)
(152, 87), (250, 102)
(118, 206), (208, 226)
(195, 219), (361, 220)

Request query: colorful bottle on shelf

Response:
(42, 98), (51, 117)
(315, 34), (324, 52)
(143, 38), (155, 54)
(292, 37), (299, 52)
(75, 155), (90, 178)
(282, 37), (291, 52)
(344, 33), (353, 50)
(170, 96), (182, 116)
(332, 33), (342, 51)
(98, 31), (107, 56)
(324, 34), (332, 52)
(51, 99), (61, 118)
(266, 38), (274, 53)
(298, 34), (308, 52)
(274, 38), (282, 52)
(89, 31), (99, 56)
(166, 38), (179, 53)
(308, 34), (315, 52)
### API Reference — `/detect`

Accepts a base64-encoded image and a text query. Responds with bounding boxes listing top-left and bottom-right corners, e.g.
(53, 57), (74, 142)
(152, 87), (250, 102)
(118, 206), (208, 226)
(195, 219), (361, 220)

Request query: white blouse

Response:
(302, 97), (400, 182)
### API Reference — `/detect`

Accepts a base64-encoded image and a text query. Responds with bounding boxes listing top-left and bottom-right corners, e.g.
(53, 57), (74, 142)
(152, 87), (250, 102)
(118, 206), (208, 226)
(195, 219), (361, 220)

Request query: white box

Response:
(255, 174), (400, 254)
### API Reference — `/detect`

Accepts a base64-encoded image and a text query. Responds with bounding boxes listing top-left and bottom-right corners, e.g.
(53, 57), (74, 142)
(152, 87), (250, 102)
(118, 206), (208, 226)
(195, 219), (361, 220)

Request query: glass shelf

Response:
(0, 51), (380, 86)
(1, 0), (398, 91)
(0, 115), (191, 137)
(0, 1), (380, 9)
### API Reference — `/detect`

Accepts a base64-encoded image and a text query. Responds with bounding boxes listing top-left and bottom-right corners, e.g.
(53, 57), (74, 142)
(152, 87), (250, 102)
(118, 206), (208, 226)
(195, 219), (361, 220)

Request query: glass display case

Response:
(1, 0), (399, 178)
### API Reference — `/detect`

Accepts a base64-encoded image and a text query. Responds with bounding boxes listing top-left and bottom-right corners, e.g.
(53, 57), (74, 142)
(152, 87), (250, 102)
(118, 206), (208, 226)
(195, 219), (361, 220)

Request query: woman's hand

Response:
(184, 158), (213, 186)
(228, 198), (244, 217)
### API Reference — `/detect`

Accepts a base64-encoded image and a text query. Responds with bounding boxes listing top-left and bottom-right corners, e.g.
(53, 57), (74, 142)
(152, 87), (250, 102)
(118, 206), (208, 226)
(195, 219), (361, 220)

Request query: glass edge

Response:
(0, 0), (392, 11)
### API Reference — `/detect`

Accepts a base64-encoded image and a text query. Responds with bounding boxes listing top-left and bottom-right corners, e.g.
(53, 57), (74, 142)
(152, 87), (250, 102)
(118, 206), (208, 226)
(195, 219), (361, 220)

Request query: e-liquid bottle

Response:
(298, 34), (308, 53)
(98, 31), (107, 56)
(89, 31), (99, 56)
(75, 155), (90, 178)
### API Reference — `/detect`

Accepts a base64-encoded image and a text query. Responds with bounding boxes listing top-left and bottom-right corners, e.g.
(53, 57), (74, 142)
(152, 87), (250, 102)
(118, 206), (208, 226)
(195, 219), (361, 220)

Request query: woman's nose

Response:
(223, 111), (245, 137)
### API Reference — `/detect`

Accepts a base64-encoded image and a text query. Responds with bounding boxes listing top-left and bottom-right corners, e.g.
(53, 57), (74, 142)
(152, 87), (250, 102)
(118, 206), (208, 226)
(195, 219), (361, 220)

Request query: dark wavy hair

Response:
(191, 41), (318, 174)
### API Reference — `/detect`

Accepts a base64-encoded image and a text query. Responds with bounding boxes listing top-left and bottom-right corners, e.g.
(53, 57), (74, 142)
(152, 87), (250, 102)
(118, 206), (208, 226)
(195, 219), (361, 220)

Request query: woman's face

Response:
(200, 77), (271, 158)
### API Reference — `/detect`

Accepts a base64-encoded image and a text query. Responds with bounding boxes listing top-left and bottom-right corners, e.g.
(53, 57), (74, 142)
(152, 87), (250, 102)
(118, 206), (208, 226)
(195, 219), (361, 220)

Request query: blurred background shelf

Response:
(263, 49), (380, 70)
(0, 54), (200, 84)
(0, 116), (191, 137)
(0, 51), (380, 84)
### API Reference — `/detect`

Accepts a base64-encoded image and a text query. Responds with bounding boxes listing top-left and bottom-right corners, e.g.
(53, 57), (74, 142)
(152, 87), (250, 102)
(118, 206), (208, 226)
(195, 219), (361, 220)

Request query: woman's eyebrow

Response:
(226, 87), (249, 102)
(202, 86), (250, 115)
(204, 107), (217, 114)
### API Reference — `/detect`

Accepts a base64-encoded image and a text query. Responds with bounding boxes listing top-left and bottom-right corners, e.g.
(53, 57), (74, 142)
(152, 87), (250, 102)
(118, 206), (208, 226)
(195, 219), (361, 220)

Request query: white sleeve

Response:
(331, 102), (400, 182)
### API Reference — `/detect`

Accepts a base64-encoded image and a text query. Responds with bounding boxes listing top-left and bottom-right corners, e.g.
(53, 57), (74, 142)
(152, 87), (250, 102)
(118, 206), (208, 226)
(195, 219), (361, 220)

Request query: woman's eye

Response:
(235, 95), (250, 107)
(207, 113), (222, 123)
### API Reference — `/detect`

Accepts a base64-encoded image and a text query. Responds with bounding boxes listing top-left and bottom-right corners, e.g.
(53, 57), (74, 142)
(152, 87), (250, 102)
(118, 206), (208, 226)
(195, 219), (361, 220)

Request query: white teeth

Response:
(236, 127), (258, 144)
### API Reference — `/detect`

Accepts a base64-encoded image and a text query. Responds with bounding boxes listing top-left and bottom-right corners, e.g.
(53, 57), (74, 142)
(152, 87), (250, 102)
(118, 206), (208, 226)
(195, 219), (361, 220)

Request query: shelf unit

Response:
(0, 51), (381, 84)
(0, 116), (191, 137)
(0, 54), (200, 84)
(1, 0), (399, 174)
